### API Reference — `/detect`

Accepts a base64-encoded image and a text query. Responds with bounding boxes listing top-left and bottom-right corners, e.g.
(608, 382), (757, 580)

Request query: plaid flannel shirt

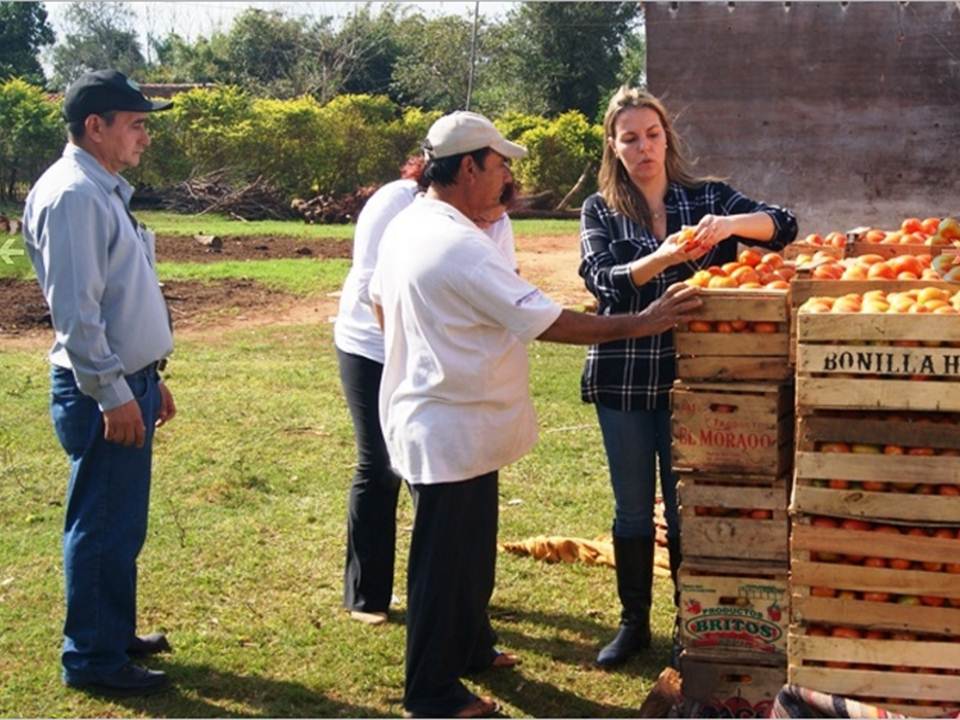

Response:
(578, 181), (798, 411)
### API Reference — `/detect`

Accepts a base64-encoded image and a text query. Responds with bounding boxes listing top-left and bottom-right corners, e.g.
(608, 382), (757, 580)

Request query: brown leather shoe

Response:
(127, 632), (172, 657)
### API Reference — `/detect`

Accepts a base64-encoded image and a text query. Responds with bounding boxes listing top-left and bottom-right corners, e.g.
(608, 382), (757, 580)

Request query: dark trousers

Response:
(404, 472), (499, 717)
(51, 365), (160, 681)
(337, 348), (402, 613)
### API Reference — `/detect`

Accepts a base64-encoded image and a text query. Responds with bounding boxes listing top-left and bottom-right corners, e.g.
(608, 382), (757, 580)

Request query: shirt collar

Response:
(63, 143), (135, 205)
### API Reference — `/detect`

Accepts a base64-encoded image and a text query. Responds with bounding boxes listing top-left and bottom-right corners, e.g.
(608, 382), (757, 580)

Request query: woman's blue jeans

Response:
(595, 404), (679, 541)
(50, 365), (160, 681)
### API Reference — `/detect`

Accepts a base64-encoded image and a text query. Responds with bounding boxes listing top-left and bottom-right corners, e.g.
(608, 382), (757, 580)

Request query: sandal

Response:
(455, 696), (500, 718)
(403, 696), (500, 719)
(491, 650), (520, 669)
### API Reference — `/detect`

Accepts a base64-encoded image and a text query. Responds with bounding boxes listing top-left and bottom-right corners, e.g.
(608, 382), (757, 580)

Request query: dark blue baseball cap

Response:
(63, 69), (172, 122)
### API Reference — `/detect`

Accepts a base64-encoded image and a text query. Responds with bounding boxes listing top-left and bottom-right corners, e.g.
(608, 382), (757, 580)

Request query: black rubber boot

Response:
(596, 534), (654, 668)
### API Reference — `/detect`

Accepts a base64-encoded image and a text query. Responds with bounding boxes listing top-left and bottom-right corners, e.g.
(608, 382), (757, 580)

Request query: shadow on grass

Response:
(96, 659), (391, 718)
(489, 604), (673, 672)
(476, 604), (675, 717)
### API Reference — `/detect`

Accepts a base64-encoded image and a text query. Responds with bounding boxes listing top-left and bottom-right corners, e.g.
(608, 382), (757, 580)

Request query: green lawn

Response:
(158, 259), (350, 295)
(0, 326), (677, 717)
(138, 211), (578, 240)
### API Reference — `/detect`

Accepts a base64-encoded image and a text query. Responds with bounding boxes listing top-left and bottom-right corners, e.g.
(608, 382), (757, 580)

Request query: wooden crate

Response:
(790, 519), (960, 633)
(789, 516), (960, 713)
(788, 630), (960, 716)
(783, 242), (846, 261)
(847, 241), (958, 259)
(671, 381), (794, 475)
(677, 471), (789, 562)
(680, 652), (786, 719)
(787, 278), (958, 364)
(679, 560), (789, 659)
(792, 412), (960, 523)
(796, 312), (960, 413)
(675, 288), (791, 381)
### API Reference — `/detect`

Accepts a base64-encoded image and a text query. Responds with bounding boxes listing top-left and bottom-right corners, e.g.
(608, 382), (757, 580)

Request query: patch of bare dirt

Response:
(515, 234), (594, 309)
(156, 235), (351, 263)
(0, 230), (592, 347)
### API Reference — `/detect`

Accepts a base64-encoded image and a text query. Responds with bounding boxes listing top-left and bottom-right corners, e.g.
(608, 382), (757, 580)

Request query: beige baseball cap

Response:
(425, 111), (528, 160)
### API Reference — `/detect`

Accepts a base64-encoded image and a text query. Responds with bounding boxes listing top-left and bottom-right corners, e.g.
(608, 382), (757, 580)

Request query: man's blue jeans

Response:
(595, 404), (679, 540)
(50, 365), (160, 681)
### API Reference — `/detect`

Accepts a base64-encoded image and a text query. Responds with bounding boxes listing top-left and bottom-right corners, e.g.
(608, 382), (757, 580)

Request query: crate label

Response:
(680, 578), (788, 654)
(673, 410), (778, 452)
(818, 349), (960, 376)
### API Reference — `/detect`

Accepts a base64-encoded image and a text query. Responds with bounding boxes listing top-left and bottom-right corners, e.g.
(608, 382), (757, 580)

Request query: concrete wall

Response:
(645, 1), (960, 234)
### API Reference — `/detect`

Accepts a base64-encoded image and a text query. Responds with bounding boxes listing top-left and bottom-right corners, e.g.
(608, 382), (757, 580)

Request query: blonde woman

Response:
(579, 87), (797, 667)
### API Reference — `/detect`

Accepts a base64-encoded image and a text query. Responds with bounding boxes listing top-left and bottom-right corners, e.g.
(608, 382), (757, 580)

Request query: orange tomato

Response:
(901, 217), (923, 234)
(752, 321), (779, 333)
(761, 253), (784, 269)
(738, 249), (762, 267)
(708, 275), (738, 289)
(688, 320), (713, 333)
(731, 266), (760, 286)
(715, 321), (735, 333)
(721, 262), (744, 275)
(813, 263), (844, 280)
(730, 320), (749, 332)
(864, 230), (886, 244)
(922, 217), (941, 235)
(825, 232), (846, 248)
(867, 262), (897, 280)
(831, 626), (863, 639)
(810, 586), (837, 598)
(764, 280), (790, 290)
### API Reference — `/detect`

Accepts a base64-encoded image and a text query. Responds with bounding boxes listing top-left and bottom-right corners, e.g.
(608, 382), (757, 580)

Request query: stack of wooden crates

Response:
(670, 287), (794, 717)
(789, 304), (960, 716)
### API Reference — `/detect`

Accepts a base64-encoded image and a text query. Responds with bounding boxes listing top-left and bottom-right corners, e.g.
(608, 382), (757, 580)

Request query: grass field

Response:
(0, 321), (678, 717)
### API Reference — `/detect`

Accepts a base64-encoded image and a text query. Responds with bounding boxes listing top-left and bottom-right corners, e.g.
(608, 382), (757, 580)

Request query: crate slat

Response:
(797, 377), (960, 412)
(797, 414), (960, 451)
(798, 312), (960, 343)
(677, 355), (794, 382)
(792, 524), (960, 565)
(791, 595), (960, 635)
(677, 332), (789, 355)
(791, 484), (960, 523)
(788, 666), (960, 704)
(795, 450), (960, 484)
(792, 560), (960, 597)
(681, 511), (789, 563)
(791, 633), (960, 668)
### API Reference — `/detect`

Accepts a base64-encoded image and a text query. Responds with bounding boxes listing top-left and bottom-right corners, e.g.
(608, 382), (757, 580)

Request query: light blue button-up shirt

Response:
(23, 144), (173, 410)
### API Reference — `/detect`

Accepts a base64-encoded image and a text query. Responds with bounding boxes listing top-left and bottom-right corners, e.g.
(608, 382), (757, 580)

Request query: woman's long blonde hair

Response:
(598, 86), (711, 228)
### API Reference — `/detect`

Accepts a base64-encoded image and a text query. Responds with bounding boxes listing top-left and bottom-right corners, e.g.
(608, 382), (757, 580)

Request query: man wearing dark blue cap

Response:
(22, 69), (176, 697)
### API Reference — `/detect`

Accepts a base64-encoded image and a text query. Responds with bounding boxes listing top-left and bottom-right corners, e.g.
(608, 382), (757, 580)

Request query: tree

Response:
(335, 3), (407, 99)
(50, 2), (145, 89)
(146, 31), (231, 84)
(0, 2), (55, 86)
(483, 2), (643, 118)
(390, 13), (478, 112)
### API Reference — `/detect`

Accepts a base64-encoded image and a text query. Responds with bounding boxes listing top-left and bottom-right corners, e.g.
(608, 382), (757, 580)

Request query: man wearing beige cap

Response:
(369, 111), (699, 718)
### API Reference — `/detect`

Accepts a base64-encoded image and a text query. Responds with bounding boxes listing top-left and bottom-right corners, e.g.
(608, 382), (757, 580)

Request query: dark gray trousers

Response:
(404, 472), (499, 717)
(337, 348), (403, 613)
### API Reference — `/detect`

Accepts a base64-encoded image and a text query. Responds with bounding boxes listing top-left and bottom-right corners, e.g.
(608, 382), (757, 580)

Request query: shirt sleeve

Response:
(353, 182), (415, 307)
(459, 247), (562, 344)
(578, 195), (640, 305)
(486, 214), (517, 271)
(36, 190), (133, 410)
(715, 182), (798, 250)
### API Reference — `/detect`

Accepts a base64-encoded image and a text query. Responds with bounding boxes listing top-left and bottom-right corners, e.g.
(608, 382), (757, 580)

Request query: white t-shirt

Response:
(334, 179), (517, 364)
(369, 196), (562, 485)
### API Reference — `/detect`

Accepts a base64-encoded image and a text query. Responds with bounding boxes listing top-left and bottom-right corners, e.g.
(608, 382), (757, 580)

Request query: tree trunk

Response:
(555, 161), (595, 211)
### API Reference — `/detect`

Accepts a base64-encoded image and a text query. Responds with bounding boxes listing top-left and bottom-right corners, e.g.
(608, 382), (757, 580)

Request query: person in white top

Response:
(368, 111), (701, 719)
(333, 158), (518, 627)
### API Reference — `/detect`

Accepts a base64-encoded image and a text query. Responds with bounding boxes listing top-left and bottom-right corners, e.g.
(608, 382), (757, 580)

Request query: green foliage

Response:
(0, 78), (62, 200)
(133, 85), (254, 188)
(512, 111), (603, 203)
(50, 2), (146, 90)
(483, 2), (643, 119)
(495, 112), (548, 142)
(389, 13), (476, 112)
(0, 2), (55, 86)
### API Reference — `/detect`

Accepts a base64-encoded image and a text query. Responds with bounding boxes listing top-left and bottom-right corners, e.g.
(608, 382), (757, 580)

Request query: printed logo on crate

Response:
(673, 405), (778, 452)
(818, 349), (960, 376)
(680, 580), (788, 654)
(689, 693), (774, 719)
